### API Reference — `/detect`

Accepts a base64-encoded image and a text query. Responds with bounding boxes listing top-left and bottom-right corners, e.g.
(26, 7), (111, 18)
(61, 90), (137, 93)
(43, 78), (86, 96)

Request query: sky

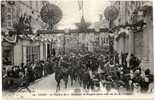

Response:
(48, 0), (111, 29)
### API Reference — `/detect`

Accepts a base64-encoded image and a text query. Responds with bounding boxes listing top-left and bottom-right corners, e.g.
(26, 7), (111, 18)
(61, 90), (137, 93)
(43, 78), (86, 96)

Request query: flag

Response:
(77, 0), (83, 10)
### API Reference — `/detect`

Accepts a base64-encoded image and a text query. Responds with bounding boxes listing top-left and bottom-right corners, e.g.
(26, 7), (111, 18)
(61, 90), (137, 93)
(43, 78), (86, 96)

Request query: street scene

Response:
(1, 0), (154, 98)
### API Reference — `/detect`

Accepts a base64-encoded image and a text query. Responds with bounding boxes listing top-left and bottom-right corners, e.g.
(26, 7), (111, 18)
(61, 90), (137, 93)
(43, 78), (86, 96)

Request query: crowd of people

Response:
(53, 52), (154, 94)
(2, 61), (49, 91)
(2, 51), (154, 94)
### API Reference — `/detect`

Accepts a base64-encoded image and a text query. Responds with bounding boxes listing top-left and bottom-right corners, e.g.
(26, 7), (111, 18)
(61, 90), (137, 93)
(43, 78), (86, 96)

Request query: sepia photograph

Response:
(1, 0), (154, 99)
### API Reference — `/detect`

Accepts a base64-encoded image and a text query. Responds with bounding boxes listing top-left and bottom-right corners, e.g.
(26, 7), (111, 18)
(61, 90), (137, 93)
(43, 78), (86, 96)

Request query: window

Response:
(47, 44), (50, 58)
(119, 18), (121, 23)
(7, 21), (12, 27)
(2, 42), (13, 65)
(103, 37), (105, 43)
(26, 46), (40, 63)
(105, 37), (109, 44)
(36, 1), (38, 10)
(30, 1), (32, 9)
(7, 7), (11, 13)
(7, 13), (12, 27)
(7, 14), (11, 20)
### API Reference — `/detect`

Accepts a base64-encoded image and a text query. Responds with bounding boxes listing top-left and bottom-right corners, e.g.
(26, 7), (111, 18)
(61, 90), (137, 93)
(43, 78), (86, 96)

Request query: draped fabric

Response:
(3, 35), (17, 43)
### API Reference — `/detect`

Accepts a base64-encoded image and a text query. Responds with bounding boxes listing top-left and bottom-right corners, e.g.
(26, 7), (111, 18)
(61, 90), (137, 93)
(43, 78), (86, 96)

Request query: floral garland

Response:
(115, 28), (130, 41)
(3, 35), (17, 43)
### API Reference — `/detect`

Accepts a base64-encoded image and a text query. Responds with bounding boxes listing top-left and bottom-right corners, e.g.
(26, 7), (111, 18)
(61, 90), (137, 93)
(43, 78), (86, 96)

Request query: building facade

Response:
(39, 30), (110, 56)
(1, 1), (48, 67)
(112, 1), (153, 73)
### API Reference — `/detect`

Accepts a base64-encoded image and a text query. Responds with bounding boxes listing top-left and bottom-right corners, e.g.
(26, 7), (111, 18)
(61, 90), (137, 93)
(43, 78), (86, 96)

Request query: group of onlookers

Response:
(2, 61), (54, 91)
(2, 52), (154, 94)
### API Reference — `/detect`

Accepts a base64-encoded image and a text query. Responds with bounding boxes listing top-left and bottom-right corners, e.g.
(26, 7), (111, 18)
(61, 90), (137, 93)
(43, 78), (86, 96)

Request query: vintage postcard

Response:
(1, 0), (154, 100)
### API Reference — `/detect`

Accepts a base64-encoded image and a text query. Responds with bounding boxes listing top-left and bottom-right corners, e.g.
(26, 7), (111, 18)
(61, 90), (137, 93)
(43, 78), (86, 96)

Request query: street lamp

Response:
(104, 6), (119, 61)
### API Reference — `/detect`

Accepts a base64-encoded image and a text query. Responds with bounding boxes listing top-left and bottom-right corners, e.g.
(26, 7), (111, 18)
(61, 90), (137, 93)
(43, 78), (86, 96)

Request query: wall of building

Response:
(64, 32), (109, 54)
(13, 39), (45, 66)
(2, 41), (14, 66)
(113, 1), (153, 73)
(142, 10), (153, 73)
(114, 28), (131, 56)
(1, 1), (18, 29)
(134, 31), (143, 58)
(13, 39), (23, 66)
(1, 1), (47, 32)
(16, 1), (47, 30)
(40, 31), (109, 56)
(1, 1), (48, 66)
(113, 1), (146, 27)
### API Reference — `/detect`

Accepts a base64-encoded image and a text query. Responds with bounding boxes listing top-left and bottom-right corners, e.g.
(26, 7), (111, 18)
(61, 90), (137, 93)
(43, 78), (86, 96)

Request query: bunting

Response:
(3, 35), (17, 43)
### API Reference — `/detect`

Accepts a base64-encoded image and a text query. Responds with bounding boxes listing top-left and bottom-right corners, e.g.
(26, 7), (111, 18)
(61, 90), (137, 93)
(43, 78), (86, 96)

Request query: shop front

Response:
(2, 41), (14, 66)
(15, 39), (41, 65)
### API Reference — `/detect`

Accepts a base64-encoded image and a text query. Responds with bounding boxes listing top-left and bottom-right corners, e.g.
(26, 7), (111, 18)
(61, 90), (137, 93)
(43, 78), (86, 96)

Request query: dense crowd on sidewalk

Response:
(2, 51), (154, 94)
